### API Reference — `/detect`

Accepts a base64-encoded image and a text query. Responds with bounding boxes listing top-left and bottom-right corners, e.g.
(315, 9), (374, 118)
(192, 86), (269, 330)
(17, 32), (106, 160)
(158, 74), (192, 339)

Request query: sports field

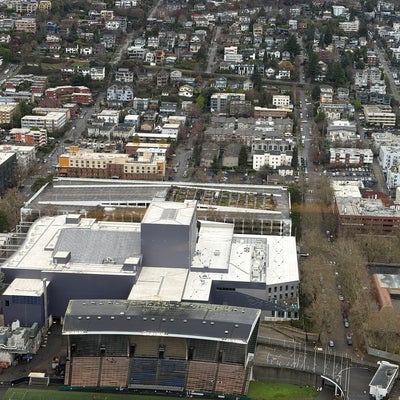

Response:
(4, 383), (318, 400)
(4, 388), (181, 400)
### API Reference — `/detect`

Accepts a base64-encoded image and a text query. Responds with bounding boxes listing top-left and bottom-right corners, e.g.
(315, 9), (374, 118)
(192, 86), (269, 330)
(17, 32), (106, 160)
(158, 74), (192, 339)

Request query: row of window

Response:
(11, 295), (41, 305)
(268, 285), (296, 293)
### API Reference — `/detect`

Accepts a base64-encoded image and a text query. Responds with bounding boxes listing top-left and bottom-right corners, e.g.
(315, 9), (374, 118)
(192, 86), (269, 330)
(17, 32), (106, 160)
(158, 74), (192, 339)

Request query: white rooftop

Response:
(128, 267), (189, 302)
(4, 278), (48, 297)
(183, 227), (298, 302)
(2, 215), (141, 276)
(0, 152), (14, 163)
(332, 180), (363, 198)
(3, 207), (299, 305)
(141, 200), (197, 226)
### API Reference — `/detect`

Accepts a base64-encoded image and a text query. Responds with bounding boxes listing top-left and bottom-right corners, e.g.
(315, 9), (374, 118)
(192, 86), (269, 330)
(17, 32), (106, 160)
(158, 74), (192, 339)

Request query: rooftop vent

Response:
(66, 214), (81, 224)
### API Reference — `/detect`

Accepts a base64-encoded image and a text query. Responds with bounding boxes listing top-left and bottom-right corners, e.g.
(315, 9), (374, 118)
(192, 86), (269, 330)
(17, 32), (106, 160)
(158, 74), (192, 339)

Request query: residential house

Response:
(170, 70), (182, 83)
(115, 68), (135, 83)
(107, 84), (134, 107)
(127, 46), (147, 60)
(133, 97), (149, 112)
(320, 85), (334, 103)
(327, 120), (358, 142)
(156, 70), (169, 87)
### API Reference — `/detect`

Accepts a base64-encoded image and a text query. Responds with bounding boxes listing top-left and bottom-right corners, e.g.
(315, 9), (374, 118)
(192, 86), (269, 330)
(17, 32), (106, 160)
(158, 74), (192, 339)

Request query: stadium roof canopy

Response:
(63, 299), (261, 344)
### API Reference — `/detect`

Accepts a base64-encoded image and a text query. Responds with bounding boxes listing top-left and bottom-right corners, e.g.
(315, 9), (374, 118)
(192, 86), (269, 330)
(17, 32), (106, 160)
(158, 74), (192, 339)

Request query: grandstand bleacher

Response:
(62, 300), (261, 396)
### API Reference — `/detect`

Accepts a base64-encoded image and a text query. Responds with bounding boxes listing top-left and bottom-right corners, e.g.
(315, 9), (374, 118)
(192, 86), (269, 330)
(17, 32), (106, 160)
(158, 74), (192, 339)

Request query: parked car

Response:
(343, 318), (349, 328)
(328, 340), (335, 348)
(346, 335), (352, 345)
(338, 294), (344, 301)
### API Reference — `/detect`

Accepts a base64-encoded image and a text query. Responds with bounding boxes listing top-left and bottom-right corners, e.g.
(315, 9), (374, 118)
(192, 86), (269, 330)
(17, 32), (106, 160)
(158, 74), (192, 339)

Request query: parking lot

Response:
(322, 167), (378, 186)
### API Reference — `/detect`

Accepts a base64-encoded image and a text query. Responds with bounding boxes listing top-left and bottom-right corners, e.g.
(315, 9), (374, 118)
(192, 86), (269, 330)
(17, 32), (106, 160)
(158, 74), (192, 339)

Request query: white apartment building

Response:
(272, 95), (291, 107)
(379, 145), (400, 171)
(339, 19), (359, 32)
(386, 166), (400, 189)
(224, 46), (243, 63)
(161, 123), (180, 138)
(96, 110), (120, 124)
(330, 148), (373, 165)
(127, 46), (147, 60)
(21, 112), (67, 133)
(364, 105), (396, 127)
(327, 120), (357, 142)
(115, 68), (135, 83)
(332, 5), (345, 16)
(253, 150), (293, 171)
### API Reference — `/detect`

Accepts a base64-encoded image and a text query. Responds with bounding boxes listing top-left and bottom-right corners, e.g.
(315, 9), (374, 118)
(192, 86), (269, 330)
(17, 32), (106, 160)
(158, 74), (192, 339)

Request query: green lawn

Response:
(4, 388), (180, 400)
(5, 383), (318, 400)
(248, 381), (317, 400)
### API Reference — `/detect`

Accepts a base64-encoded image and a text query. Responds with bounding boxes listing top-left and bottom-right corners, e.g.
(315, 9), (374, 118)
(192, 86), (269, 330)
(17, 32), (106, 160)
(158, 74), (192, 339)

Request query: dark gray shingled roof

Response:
(63, 300), (261, 344)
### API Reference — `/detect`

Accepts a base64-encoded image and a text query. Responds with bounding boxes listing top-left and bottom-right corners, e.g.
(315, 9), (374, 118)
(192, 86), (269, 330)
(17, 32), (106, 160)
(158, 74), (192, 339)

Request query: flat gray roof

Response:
(2, 215), (141, 275)
(54, 228), (141, 265)
(25, 178), (291, 221)
(63, 299), (260, 344)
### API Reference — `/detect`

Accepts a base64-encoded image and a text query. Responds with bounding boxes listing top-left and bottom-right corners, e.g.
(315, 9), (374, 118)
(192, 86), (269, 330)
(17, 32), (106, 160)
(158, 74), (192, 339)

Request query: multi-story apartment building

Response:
(339, 18), (359, 32)
(364, 105), (396, 127)
(252, 150), (293, 171)
(329, 148), (374, 165)
(0, 103), (18, 124)
(0, 19), (14, 30)
(45, 86), (93, 105)
(127, 46), (147, 60)
(0, 153), (16, 195)
(335, 195), (400, 236)
(107, 84), (134, 107)
(96, 109), (120, 124)
(133, 97), (149, 111)
(320, 85), (334, 103)
(21, 112), (67, 133)
(38, 0), (51, 11)
(386, 165), (400, 189)
(379, 145), (400, 171)
(15, 17), (36, 33)
(115, 68), (135, 83)
(210, 93), (246, 114)
(57, 147), (166, 180)
(272, 95), (291, 108)
(9, 127), (47, 147)
(327, 120), (358, 142)
(14, 0), (38, 13)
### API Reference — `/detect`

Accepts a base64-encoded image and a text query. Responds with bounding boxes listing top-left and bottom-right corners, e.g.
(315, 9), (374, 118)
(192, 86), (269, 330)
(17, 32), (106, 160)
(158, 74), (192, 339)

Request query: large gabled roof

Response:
(63, 299), (260, 344)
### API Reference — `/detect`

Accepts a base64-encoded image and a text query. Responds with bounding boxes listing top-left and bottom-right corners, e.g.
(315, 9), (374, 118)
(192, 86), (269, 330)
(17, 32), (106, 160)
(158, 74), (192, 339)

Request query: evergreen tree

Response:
(238, 146), (248, 170)
(283, 34), (301, 57)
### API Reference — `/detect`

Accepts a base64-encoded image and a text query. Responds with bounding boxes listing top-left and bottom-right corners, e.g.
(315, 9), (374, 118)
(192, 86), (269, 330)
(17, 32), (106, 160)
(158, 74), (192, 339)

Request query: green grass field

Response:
(5, 382), (318, 400)
(248, 381), (317, 400)
(4, 388), (180, 400)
